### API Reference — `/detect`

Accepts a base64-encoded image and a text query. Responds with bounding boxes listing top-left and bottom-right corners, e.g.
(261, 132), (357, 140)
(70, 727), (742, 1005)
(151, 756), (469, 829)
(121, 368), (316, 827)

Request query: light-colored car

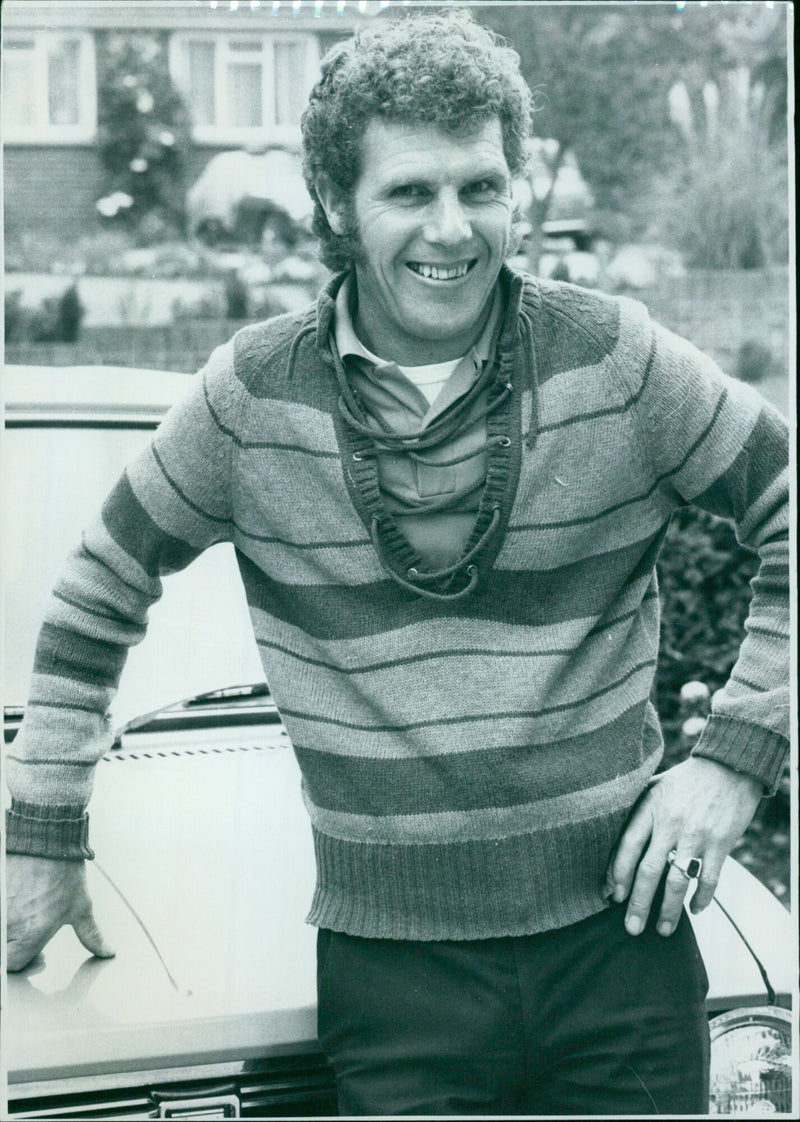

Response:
(2, 365), (794, 1118)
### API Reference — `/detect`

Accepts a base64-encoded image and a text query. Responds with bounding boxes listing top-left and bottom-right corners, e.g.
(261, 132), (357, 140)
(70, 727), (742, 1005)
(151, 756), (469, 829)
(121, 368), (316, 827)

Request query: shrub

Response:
(656, 73), (788, 268)
(96, 33), (191, 231)
(736, 339), (774, 384)
(6, 284), (86, 343)
(4, 289), (25, 342)
(224, 273), (249, 320)
(655, 505), (758, 769)
(56, 283), (85, 343)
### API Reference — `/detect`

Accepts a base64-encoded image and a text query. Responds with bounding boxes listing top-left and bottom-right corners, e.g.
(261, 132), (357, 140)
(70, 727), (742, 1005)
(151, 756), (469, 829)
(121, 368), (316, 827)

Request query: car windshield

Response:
(3, 366), (264, 725)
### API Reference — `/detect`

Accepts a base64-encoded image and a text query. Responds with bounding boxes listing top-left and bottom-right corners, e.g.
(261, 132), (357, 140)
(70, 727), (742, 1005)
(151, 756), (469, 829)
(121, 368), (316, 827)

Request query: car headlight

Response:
(709, 1006), (792, 1115)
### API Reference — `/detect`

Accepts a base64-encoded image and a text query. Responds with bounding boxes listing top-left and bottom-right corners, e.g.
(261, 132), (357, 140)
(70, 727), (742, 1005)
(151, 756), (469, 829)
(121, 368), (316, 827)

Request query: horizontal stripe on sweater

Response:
(102, 472), (205, 579)
(236, 533), (663, 639)
(690, 407), (787, 519)
(249, 578), (658, 674)
(256, 594), (658, 675)
(262, 610), (658, 733)
(280, 659), (657, 734)
(302, 751), (660, 845)
(295, 701), (655, 814)
(277, 660), (657, 759)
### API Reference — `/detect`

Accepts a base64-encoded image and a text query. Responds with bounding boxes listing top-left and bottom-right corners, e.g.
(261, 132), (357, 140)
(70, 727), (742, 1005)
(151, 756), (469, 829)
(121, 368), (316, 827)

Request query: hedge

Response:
(655, 504), (759, 770)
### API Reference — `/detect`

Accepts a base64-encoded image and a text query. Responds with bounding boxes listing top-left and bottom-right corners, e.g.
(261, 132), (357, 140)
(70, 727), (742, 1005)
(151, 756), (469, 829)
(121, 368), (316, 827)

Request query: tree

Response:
(474, 4), (689, 258)
(96, 33), (192, 235)
(471, 3), (788, 265)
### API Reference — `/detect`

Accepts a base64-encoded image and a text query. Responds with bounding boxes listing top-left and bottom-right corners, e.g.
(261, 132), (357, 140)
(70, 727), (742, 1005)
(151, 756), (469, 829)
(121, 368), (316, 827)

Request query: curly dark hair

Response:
(301, 8), (534, 272)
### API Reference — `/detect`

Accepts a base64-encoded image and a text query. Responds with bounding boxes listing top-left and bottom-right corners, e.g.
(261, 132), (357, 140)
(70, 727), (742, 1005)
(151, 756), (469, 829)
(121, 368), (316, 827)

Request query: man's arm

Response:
(608, 316), (790, 936)
(5, 343), (240, 966)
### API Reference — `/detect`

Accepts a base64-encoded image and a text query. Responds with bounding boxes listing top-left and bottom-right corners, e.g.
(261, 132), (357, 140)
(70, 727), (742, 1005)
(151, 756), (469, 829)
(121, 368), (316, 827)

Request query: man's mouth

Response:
(406, 260), (476, 281)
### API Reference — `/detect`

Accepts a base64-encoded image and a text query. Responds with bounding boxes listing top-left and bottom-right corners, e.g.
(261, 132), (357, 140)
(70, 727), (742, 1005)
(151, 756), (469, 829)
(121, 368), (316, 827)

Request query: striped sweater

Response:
(6, 268), (790, 940)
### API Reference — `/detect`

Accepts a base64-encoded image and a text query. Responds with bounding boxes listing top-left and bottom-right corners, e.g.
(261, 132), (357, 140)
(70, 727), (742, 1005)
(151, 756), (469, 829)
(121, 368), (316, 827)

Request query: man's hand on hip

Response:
(5, 854), (115, 972)
(606, 756), (762, 938)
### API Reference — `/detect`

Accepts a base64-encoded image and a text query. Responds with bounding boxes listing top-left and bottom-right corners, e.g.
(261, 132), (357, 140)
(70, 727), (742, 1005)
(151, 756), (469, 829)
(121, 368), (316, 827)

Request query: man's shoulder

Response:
(514, 272), (652, 381)
(522, 273), (651, 338)
(229, 301), (320, 395)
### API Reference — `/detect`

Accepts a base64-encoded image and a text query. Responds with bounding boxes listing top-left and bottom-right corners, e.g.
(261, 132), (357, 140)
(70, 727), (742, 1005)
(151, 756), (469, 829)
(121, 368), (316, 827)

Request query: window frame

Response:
(1, 29), (97, 144)
(169, 31), (320, 146)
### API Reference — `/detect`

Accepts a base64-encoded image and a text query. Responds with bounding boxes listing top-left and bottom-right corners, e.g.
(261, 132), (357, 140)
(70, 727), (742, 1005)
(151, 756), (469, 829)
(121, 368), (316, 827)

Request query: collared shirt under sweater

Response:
(6, 267), (790, 941)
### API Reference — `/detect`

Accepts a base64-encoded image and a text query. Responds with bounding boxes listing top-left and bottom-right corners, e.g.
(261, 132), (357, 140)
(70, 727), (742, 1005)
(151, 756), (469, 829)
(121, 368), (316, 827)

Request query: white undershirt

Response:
(396, 358), (463, 406)
(352, 332), (465, 407)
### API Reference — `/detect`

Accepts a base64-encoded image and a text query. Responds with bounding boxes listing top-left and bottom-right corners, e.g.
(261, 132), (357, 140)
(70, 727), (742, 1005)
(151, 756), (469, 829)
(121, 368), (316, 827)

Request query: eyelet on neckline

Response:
(497, 435), (511, 447)
(352, 451), (363, 461)
(407, 567), (419, 579)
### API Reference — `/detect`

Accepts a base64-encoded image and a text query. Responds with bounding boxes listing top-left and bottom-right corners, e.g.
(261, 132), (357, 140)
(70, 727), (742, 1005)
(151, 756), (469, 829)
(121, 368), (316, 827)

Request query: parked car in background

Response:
(2, 365), (794, 1118)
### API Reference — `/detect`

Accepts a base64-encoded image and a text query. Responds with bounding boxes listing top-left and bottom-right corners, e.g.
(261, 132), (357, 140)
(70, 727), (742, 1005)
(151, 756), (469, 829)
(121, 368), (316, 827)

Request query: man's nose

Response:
(423, 188), (472, 245)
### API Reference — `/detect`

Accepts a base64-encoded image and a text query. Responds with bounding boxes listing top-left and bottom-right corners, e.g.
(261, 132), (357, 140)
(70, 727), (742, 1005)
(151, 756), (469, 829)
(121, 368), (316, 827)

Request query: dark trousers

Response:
(316, 901), (710, 1116)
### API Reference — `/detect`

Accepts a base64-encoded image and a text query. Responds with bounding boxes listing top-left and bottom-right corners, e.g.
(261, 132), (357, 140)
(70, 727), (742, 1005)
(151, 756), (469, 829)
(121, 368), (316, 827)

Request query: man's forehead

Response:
(359, 117), (510, 178)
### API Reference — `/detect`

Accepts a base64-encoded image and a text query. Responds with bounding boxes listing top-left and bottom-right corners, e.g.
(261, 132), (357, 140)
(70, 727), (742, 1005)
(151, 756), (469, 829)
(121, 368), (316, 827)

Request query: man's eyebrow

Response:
(381, 164), (510, 190)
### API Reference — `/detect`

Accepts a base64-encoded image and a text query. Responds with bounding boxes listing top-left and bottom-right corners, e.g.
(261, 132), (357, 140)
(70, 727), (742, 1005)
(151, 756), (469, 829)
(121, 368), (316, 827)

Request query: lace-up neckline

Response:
(322, 267), (532, 601)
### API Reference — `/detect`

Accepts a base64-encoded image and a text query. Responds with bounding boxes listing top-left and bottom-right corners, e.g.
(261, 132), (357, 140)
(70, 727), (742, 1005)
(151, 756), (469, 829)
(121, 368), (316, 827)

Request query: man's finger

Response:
(653, 864), (695, 936)
(623, 839), (672, 935)
(71, 907), (115, 960)
(606, 797), (654, 902)
(6, 939), (45, 973)
(688, 852), (725, 915)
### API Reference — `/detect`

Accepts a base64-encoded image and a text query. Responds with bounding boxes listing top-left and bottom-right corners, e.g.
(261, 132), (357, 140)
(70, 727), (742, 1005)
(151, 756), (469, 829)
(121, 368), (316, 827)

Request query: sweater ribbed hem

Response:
(306, 811), (628, 940)
(692, 716), (789, 796)
(5, 800), (93, 860)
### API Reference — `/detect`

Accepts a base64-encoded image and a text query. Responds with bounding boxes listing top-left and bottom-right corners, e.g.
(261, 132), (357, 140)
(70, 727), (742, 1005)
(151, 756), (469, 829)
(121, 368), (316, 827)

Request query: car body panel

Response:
(3, 366), (264, 725)
(5, 728), (792, 1090)
(5, 728), (320, 1088)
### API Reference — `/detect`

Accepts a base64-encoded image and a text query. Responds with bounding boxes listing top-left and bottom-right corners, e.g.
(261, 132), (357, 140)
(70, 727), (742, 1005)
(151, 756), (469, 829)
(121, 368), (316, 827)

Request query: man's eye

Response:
(390, 184), (426, 199)
(464, 179), (499, 197)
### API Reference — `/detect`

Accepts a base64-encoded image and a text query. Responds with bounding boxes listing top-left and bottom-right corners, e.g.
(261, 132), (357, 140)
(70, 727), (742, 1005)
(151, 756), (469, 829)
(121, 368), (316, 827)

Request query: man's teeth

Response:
(409, 261), (472, 280)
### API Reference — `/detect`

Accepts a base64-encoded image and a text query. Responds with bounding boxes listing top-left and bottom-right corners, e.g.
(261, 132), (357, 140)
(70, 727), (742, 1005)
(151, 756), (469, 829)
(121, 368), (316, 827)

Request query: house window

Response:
(2, 32), (96, 143)
(170, 33), (319, 145)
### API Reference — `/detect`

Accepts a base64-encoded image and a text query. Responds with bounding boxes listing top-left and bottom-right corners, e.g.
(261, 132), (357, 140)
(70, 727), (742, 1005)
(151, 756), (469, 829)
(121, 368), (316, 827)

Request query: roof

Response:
(1, 0), (374, 34)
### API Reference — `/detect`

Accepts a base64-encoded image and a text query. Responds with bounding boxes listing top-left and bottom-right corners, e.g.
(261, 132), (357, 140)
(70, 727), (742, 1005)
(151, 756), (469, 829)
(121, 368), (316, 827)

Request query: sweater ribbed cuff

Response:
(691, 716), (789, 796)
(5, 800), (93, 860)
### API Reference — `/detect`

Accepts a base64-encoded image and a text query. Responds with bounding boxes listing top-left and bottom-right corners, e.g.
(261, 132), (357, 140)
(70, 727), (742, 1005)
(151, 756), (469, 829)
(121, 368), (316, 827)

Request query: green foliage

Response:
(656, 505), (758, 769)
(96, 33), (191, 231)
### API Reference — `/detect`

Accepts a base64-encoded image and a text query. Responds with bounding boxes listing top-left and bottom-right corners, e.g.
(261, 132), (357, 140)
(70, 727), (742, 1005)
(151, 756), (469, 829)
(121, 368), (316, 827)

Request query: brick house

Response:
(2, 0), (370, 245)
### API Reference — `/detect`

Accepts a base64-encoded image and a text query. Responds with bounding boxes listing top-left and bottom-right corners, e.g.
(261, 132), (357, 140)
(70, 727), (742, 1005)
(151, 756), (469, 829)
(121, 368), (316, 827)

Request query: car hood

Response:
(6, 724), (321, 1087)
(7, 719), (794, 1090)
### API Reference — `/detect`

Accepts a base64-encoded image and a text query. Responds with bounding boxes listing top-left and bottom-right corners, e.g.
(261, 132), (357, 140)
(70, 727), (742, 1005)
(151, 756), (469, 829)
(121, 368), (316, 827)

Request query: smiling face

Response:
(318, 117), (514, 365)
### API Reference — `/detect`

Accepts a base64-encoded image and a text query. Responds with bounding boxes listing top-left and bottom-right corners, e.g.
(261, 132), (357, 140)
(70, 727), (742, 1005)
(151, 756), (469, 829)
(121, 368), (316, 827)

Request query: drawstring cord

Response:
(405, 506), (501, 581)
(369, 516), (482, 601)
(337, 373), (511, 455)
(368, 506), (500, 600)
(328, 299), (527, 600)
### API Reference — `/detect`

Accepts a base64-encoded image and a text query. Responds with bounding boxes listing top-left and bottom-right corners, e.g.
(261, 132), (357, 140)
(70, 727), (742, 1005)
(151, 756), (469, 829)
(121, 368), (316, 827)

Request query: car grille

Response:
(8, 1055), (338, 1119)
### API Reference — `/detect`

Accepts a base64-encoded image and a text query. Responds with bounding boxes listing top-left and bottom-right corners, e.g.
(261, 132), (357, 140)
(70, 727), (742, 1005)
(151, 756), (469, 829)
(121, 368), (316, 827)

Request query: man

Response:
(5, 10), (789, 1116)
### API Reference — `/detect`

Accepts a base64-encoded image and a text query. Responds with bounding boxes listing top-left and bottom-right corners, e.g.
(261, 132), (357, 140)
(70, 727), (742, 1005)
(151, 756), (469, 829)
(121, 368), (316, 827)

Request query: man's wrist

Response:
(691, 714), (788, 796)
(5, 800), (94, 860)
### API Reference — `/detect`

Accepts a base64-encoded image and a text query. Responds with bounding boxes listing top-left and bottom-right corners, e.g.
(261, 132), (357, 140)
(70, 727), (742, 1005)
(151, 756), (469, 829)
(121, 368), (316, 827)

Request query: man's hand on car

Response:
(5, 854), (115, 972)
(606, 756), (763, 938)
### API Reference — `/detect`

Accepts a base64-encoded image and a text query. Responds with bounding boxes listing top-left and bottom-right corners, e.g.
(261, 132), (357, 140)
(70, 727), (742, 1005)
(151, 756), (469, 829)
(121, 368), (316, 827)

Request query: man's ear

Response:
(315, 175), (347, 236)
